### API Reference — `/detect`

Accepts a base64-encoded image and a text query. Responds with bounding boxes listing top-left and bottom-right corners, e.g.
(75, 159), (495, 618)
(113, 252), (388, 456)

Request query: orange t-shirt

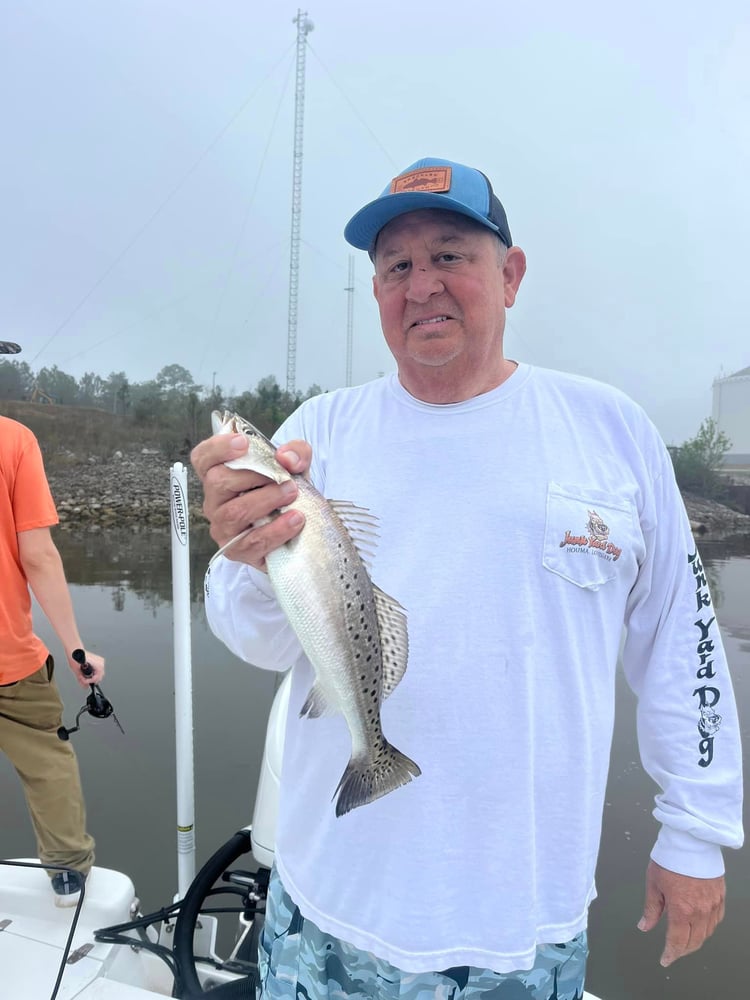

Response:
(0, 416), (59, 683)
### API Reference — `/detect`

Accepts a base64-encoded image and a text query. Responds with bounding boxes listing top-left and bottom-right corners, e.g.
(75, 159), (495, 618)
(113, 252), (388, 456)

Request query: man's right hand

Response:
(190, 432), (311, 572)
(69, 649), (106, 689)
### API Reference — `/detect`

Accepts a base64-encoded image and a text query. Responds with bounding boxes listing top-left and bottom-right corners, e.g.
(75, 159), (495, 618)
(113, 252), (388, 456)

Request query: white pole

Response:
(170, 462), (196, 896)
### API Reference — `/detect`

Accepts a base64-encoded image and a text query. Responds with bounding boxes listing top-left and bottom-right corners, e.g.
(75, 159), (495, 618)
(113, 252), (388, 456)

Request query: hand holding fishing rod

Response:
(69, 646), (105, 686)
(58, 649), (124, 741)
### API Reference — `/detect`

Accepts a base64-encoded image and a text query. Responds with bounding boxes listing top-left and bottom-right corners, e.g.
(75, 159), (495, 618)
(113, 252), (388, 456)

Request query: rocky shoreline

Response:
(681, 493), (750, 540)
(45, 449), (750, 540)
(48, 450), (205, 530)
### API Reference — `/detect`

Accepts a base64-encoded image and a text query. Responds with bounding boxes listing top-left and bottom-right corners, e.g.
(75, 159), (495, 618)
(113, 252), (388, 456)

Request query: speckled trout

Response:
(210, 411), (420, 817)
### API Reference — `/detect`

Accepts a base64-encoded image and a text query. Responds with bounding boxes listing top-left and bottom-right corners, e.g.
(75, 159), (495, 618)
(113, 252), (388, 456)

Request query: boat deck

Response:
(1, 860), (603, 998)
(0, 861), (171, 998)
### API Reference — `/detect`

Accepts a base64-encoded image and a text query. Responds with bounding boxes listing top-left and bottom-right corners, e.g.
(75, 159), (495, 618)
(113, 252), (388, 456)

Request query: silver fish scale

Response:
(212, 410), (420, 815)
(268, 477), (386, 751)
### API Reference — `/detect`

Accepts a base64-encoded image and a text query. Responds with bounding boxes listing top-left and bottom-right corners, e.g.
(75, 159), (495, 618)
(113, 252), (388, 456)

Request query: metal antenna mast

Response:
(286, 9), (314, 395)
(345, 254), (354, 386)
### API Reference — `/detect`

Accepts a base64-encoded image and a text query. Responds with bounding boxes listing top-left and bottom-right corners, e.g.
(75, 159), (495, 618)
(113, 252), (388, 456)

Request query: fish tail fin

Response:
(333, 743), (421, 818)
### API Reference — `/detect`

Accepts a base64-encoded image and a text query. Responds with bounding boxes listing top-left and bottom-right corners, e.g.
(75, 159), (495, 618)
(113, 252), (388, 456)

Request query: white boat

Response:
(0, 686), (603, 999)
(0, 466), (603, 999)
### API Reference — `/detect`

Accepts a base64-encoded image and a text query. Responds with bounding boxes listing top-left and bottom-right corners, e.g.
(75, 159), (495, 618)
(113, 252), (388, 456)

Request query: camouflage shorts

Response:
(257, 866), (588, 999)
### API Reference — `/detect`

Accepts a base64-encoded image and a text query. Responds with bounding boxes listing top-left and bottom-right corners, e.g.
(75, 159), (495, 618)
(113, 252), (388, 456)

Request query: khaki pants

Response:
(0, 656), (95, 875)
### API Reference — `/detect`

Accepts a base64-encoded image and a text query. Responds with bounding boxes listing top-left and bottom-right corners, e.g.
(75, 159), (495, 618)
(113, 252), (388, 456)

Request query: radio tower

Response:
(345, 254), (354, 386)
(286, 10), (314, 395)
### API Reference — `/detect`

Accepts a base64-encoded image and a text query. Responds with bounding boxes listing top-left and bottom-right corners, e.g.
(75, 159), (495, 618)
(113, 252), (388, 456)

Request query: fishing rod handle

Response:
(72, 648), (94, 678)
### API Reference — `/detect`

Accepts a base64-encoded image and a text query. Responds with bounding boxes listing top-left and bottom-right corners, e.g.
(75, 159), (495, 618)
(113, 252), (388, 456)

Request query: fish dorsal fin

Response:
(373, 585), (409, 700)
(329, 500), (380, 570)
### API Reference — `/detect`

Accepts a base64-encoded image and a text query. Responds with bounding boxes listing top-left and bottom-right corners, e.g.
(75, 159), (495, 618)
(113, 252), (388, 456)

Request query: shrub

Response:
(670, 418), (732, 500)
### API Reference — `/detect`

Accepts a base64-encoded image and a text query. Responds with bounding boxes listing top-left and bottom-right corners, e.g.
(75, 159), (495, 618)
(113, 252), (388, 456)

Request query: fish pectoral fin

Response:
(299, 681), (337, 719)
(208, 512), (279, 569)
(373, 585), (409, 700)
(208, 526), (254, 567)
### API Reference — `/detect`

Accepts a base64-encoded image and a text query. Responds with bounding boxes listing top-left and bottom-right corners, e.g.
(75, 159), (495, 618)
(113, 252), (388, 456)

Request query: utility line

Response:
(306, 41), (398, 170)
(28, 43), (295, 367)
(195, 55), (295, 381)
(60, 274), (224, 367)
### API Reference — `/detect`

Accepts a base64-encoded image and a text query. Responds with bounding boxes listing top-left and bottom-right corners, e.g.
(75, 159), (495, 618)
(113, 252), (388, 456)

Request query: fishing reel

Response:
(57, 649), (124, 741)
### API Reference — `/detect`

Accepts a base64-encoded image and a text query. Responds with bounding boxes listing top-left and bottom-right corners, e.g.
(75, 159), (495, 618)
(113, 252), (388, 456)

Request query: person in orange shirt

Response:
(0, 415), (105, 906)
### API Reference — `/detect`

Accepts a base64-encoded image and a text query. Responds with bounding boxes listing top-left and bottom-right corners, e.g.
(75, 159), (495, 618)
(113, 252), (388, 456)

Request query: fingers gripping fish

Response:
(210, 411), (421, 817)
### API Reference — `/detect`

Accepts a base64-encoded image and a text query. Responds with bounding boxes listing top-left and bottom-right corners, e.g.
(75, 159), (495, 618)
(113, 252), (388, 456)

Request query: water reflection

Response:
(1, 523), (277, 918)
(588, 536), (750, 1000)
(52, 525), (750, 629)
(1, 527), (748, 1000)
(55, 525), (214, 610)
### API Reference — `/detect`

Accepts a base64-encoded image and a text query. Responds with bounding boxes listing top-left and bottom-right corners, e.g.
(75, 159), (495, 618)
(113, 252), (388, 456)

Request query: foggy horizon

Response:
(2, 1), (748, 446)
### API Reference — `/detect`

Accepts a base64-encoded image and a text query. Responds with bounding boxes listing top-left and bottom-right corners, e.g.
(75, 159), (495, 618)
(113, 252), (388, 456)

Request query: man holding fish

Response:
(191, 158), (743, 999)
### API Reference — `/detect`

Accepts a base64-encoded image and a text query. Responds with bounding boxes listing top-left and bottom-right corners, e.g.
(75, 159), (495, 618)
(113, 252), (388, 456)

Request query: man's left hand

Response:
(638, 859), (725, 966)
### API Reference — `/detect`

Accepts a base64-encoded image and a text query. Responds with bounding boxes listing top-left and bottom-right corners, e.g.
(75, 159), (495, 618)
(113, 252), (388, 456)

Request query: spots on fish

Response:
(220, 414), (417, 815)
(341, 577), (382, 720)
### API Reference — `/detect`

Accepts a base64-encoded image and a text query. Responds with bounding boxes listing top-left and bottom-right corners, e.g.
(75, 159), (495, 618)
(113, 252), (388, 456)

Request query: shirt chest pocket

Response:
(542, 483), (637, 590)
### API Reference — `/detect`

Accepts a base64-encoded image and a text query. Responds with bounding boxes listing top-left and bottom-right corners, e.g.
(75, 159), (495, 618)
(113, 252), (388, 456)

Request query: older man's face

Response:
(372, 210), (525, 401)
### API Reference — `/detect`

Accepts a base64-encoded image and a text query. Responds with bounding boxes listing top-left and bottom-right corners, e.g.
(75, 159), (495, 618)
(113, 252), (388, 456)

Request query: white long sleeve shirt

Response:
(205, 364), (743, 974)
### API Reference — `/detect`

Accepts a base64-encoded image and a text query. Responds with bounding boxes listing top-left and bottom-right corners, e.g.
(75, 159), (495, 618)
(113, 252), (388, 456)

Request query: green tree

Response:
(156, 364), (198, 397)
(131, 379), (164, 426)
(102, 371), (130, 415)
(0, 360), (34, 400)
(204, 381), (225, 414)
(227, 377), (323, 436)
(37, 365), (78, 404)
(77, 371), (105, 408)
(670, 418), (731, 499)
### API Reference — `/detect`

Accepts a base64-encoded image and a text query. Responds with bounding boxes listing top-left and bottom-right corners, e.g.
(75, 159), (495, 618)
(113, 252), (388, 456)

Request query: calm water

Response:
(1, 526), (748, 1000)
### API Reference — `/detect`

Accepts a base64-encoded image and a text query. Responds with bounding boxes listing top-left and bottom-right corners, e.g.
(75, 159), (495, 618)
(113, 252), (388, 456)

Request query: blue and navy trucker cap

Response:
(344, 157), (512, 252)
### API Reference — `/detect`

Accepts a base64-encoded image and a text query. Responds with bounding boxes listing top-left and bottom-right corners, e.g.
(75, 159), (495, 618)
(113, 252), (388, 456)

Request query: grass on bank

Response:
(0, 400), (175, 465)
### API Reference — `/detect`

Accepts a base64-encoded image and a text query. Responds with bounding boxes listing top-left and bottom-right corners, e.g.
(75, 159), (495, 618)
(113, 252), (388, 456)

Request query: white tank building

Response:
(712, 366), (750, 467)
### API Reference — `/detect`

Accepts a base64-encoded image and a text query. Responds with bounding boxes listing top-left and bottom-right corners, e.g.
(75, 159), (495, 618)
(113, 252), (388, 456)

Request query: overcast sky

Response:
(2, 0), (748, 444)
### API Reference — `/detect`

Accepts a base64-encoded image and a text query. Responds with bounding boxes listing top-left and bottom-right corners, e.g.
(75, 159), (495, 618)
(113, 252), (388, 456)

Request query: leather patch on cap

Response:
(390, 166), (452, 194)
